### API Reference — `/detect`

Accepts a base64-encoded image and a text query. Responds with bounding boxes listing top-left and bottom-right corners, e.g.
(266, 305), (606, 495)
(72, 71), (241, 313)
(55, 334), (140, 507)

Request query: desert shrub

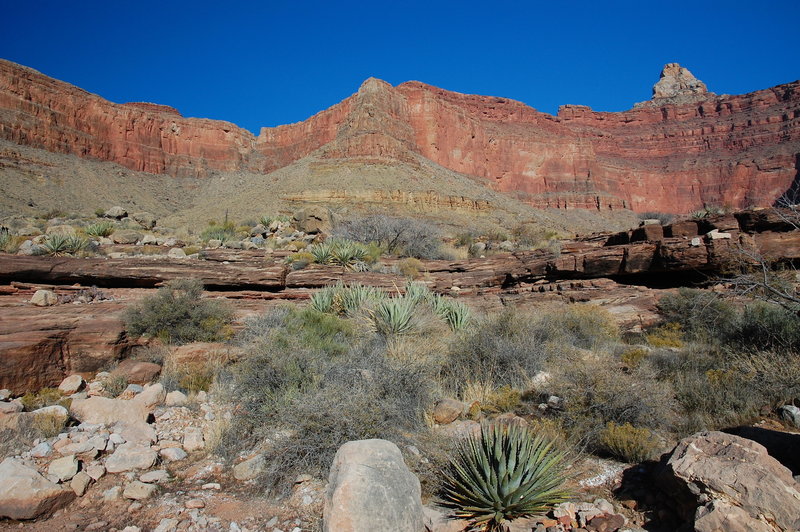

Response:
(733, 301), (800, 350)
(431, 294), (471, 331)
(333, 214), (445, 259)
(620, 348), (649, 369)
(85, 221), (115, 237)
(0, 230), (25, 253)
(440, 423), (570, 531)
(396, 257), (424, 279)
(646, 322), (684, 348)
(124, 279), (233, 344)
(657, 288), (738, 343)
(286, 251), (315, 270)
(219, 317), (434, 492)
(482, 385), (523, 414)
(19, 388), (65, 411)
(32, 410), (67, 439)
(511, 224), (561, 248)
(551, 356), (673, 449)
(306, 239), (370, 271)
(536, 304), (619, 349)
(442, 309), (561, 395)
(599, 422), (659, 463)
(102, 375), (129, 397)
(200, 220), (237, 243)
(259, 214), (291, 228)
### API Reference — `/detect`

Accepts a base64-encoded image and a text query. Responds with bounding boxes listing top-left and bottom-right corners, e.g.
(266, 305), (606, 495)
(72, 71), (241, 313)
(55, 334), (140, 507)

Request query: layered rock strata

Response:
(1, 60), (798, 213)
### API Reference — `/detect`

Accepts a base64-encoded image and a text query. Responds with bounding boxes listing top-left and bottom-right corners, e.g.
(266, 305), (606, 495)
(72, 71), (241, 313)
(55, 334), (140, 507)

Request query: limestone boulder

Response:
(30, 289), (58, 307)
(70, 396), (149, 425)
(111, 359), (162, 385)
(323, 439), (423, 532)
(0, 458), (75, 520)
(105, 443), (158, 473)
(657, 431), (800, 531)
(293, 206), (332, 234)
(58, 374), (85, 395)
(131, 212), (156, 230)
(433, 398), (464, 425)
(104, 206), (127, 219)
(111, 230), (143, 244)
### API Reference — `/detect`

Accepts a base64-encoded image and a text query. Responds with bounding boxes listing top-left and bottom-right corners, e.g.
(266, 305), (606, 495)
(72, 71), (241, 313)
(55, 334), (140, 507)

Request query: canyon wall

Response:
(0, 59), (798, 213)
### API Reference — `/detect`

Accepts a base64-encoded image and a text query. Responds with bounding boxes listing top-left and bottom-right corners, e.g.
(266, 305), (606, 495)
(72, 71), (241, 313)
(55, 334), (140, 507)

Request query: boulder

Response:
(111, 230), (143, 244)
(105, 443), (158, 473)
(293, 206), (332, 234)
(132, 383), (165, 408)
(0, 399), (23, 414)
(167, 247), (186, 259)
(69, 471), (92, 496)
(779, 404), (800, 428)
(323, 439), (423, 532)
(0, 458), (75, 520)
(70, 396), (149, 425)
(123, 480), (157, 500)
(111, 359), (162, 385)
(131, 212), (157, 230)
(165, 390), (188, 406)
(113, 421), (157, 444)
(47, 454), (78, 482)
(232, 453), (265, 481)
(58, 374), (85, 395)
(433, 398), (464, 424)
(30, 289), (58, 307)
(45, 225), (76, 236)
(104, 206), (127, 219)
(183, 428), (205, 452)
(159, 447), (187, 462)
(657, 431), (800, 531)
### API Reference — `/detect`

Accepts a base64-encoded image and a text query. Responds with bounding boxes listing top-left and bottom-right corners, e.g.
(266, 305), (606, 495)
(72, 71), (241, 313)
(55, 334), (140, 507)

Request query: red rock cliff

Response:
(0, 59), (798, 213)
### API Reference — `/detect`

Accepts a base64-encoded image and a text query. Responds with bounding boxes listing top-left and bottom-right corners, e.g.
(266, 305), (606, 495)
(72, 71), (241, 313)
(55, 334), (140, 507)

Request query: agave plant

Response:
(440, 423), (570, 531)
(84, 221), (115, 237)
(372, 297), (417, 336)
(42, 234), (73, 256)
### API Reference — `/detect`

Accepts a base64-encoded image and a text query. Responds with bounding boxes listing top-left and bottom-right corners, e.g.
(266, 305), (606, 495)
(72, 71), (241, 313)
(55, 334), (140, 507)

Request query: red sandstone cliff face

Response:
(0, 59), (798, 213)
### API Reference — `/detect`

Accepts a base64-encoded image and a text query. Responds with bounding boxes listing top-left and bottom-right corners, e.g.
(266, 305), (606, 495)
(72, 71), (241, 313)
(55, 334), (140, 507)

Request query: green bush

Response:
(200, 221), (237, 243)
(124, 279), (233, 344)
(734, 301), (800, 350)
(440, 423), (570, 531)
(20, 388), (65, 411)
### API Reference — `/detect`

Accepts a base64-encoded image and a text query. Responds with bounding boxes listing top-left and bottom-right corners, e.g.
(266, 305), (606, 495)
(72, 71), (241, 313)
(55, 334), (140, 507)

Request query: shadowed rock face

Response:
(0, 60), (798, 213)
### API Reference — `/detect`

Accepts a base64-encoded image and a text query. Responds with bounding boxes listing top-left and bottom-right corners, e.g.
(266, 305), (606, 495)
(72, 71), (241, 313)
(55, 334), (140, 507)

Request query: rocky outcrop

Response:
(0, 457), (75, 520)
(656, 431), (800, 531)
(1, 59), (797, 213)
(324, 439), (424, 532)
(636, 63), (713, 107)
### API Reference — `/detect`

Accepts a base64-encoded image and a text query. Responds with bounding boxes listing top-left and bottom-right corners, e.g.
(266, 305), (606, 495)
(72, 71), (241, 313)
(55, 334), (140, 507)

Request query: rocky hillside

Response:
(1, 59), (798, 214)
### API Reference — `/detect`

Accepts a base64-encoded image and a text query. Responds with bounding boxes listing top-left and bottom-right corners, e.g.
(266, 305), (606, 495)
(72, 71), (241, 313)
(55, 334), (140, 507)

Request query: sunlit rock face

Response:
(1, 59), (798, 213)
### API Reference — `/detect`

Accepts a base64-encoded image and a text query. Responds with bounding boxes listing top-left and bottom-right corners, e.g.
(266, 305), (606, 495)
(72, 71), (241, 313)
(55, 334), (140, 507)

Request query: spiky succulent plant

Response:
(372, 296), (417, 336)
(440, 423), (570, 531)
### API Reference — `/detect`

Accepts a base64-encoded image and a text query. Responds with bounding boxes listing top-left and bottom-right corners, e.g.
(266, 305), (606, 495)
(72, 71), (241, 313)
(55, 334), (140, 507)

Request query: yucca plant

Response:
(329, 239), (368, 270)
(310, 285), (338, 314)
(84, 221), (115, 237)
(404, 281), (432, 305)
(309, 241), (334, 264)
(432, 294), (472, 331)
(372, 297), (417, 336)
(440, 423), (570, 531)
(340, 283), (385, 315)
(42, 234), (73, 256)
(65, 235), (88, 254)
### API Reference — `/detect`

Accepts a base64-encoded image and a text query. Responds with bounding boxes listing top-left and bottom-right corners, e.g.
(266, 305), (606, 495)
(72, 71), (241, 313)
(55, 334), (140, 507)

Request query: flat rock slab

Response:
(105, 443), (157, 473)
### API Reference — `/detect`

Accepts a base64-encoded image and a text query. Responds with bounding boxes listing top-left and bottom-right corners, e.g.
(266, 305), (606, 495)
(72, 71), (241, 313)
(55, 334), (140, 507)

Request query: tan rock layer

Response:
(1, 60), (798, 213)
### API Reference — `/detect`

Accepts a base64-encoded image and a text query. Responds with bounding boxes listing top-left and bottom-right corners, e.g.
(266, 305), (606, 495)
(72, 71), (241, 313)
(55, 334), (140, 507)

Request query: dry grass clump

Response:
(19, 388), (65, 411)
(599, 422), (659, 463)
(32, 409), (68, 439)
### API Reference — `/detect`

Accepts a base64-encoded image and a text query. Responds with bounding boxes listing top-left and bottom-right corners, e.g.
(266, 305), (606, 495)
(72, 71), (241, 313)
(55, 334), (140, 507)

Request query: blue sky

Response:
(2, 1), (798, 134)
